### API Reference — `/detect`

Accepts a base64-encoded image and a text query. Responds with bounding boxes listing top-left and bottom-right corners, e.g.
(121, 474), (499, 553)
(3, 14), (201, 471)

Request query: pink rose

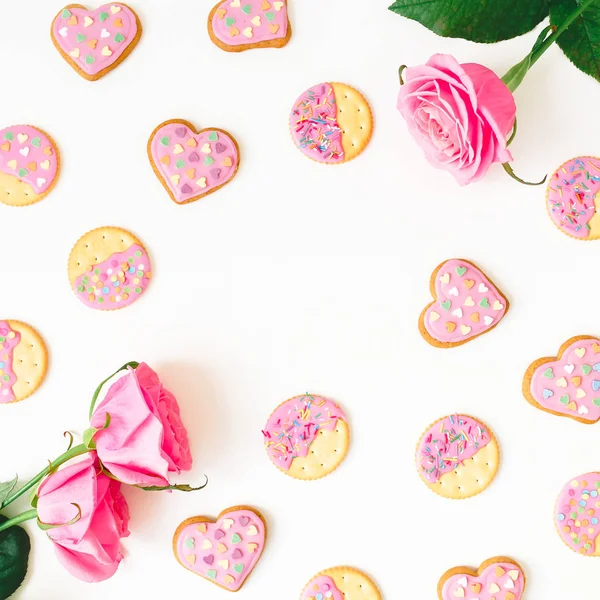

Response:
(36, 453), (130, 583)
(397, 54), (517, 185)
(91, 363), (192, 487)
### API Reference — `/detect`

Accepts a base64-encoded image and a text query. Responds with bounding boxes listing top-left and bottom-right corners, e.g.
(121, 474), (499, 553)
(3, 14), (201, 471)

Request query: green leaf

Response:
(389, 0), (550, 43)
(139, 478), (208, 493)
(0, 478), (18, 510)
(551, 0), (600, 82)
(82, 428), (98, 450)
(0, 515), (30, 600)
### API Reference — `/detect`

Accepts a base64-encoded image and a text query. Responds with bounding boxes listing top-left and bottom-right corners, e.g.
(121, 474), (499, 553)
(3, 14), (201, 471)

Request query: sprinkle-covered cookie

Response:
(547, 157), (600, 240)
(68, 227), (151, 310)
(289, 82), (373, 164)
(173, 506), (266, 592)
(51, 3), (142, 81)
(555, 473), (600, 556)
(263, 393), (350, 480)
(438, 557), (526, 600)
(523, 335), (600, 424)
(208, 0), (291, 52)
(0, 125), (60, 207)
(419, 259), (509, 348)
(148, 120), (240, 205)
(0, 321), (48, 404)
(416, 414), (499, 499)
(300, 567), (381, 600)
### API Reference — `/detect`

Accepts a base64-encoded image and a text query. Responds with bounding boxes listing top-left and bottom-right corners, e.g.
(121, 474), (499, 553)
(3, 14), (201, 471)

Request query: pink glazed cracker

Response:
(419, 259), (509, 348)
(173, 506), (266, 592)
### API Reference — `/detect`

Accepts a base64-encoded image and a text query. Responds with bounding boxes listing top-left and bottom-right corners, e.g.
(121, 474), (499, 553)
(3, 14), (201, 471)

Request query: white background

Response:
(1, 0), (599, 598)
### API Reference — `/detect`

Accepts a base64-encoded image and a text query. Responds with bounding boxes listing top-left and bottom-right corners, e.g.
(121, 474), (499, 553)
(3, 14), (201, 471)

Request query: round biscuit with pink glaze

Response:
(173, 506), (266, 592)
(300, 567), (381, 600)
(289, 82), (373, 164)
(416, 414), (499, 499)
(262, 393), (349, 480)
(0, 320), (48, 404)
(419, 258), (509, 348)
(547, 157), (600, 240)
(68, 226), (151, 311)
(523, 335), (600, 424)
(148, 120), (240, 205)
(555, 473), (600, 556)
(208, 0), (291, 52)
(0, 125), (60, 206)
(438, 557), (526, 600)
(51, 3), (142, 82)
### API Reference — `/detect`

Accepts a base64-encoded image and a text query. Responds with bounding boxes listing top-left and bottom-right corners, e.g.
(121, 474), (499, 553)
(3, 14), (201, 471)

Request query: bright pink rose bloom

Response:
(397, 54), (517, 185)
(91, 363), (192, 487)
(36, 453), (130, 583)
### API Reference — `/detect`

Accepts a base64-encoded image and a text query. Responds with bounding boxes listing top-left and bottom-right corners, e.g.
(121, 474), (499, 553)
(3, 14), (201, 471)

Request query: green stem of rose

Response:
(0, 444), (89, 510)
(503, 0), (595, 91)
(0, 509), (38, 534)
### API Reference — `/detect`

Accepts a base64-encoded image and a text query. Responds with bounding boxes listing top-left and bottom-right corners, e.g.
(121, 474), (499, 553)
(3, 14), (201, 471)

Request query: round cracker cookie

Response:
(416, 414), (500, 499)
(547, 157), (600, 240)
(0, 125), (60, 207)
(554, 472), (600, 556)
(68, 226), (152, 310)
(300, 567), (381, 600)
(263, 393), (350, 480)
(0, 320), (48, 404)
(289, 82), (373, 164)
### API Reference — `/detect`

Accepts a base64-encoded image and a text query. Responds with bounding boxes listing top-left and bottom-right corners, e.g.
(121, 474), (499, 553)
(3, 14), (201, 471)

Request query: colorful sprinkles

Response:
(0, 322), (21, 404)
(547, 157), (600, 239)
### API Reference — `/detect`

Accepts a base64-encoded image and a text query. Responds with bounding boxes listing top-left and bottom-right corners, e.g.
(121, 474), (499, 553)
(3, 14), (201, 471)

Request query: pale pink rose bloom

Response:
(397, 53), (517, 185)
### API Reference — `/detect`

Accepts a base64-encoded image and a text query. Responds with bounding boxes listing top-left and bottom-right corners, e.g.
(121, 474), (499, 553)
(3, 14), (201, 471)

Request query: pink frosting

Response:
(530, 338), (600, 422)
(52, 3), (138, 76)
(301, 575), (344, 600)
(424, 259), (507, 344)
(0, 125), (58, 195)
(547, 157), (600, 239)
(441, 562), (525, 600)
(0, 322), (21, 404)
(417, 415), (491, 483)
(290, 83), (344, 163)
(73, 244), (151, 310)
(175, 509), (265, 591)
(150, 123), (238, 203)
(555, 473), (600, 555)
(211, 0), (288, 46)
(263, 394), (346, 471)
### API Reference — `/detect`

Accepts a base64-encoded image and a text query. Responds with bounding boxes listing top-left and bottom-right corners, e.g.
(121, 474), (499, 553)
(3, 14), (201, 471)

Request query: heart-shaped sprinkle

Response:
(463, 279), (474, 290)
(7, 160), (17, 170)
(37, 178), (46, 187)
(70, 47), (80, 57)
(99, 11), (109, 21)
(226, 17), (236, 26)
(460, 325), (471, 336)
(445, 322), (456, 333)
(187, 138), (197, 147)
(222, 156), (233, 166)
(86, 54), (95, 64)
(202, 539), (213, 549)
(456, 577), (467, 587)
(544, 368), (554, 378)
(440, 273), (450, 284)
(215, 142), (227, 153)
(160, 155), (170, 165)
(231, 533), (242, 543)
(452, 308), (462, 318)
(175, 159), (185, 168)
(560, 395), (569, 405)
(31, 137), (41, 148)
(464, 296), (475, 307)
(197, 523), (207, 534)
(76, 33), (86, 42)
(448, 286), (459, 296)
(455, 266), (467, 276)
(101, 45), (112, 56)
(204, 156), (214, 166)
(593, 362), (600, 372)
(203, 555), (214, 565)
(247, 525), (258, 536)
(84, 16), (94, 27)
(594, 398), (600, 406)
(188, 152), (200, 163)
(480, 298), (490, 308)
(251, 15), (261, 26)
(489, 583), (500, 593)
(247, 543), (258, 553)
(441, 300), (451, 310)
(223, 519), (234, 530)
(483, 315), (493, 325)
(575, 347), (586, 358)
(594, 343), (600, 354)
(232, 548), (243, 559)
(454, 589), (464, 598)
(214, 529), (225, 540)
(197, 177), (207, 188)
(17, 133), (28, 144)
(505, 578), (514, 589)
(579, 405), (589, 415)
(180, 183), (192, 194)
(19, 147), (29, 157)
(242, 4), (252, 13)
(239, 516), (250, 527)
(217, 8), (227, 18)
(265, 11), (275, 21)
(543, 389), (553, 399)
(231, 0), (241, 6)
(173, 144), (184, 155)
(111, 5), (121, 14)
(429, 311), (440, 322)
(113, 18), (123, 27)
(478, 283), (488, 292)
(274, 1), (284, 9)
(40, 160), (50, 170)
(564, 364), (575, 374)
(185, 537), (195, 548)
(556, 377), (567, 388)
(492, 300), (503, 310)
(567, 400), (577, 411)
(261, 0), (271, 8)
(582, 364), (592, 375)
(59, 26), (68, 36)
(211, 168), (222, 180)
(470, 312), (480, 323)
(593, 380), (600, 392)
(470, 583), (481, 593)
(576, 388), (586, 399)
(185, 168), (195, 179)
(217, 543), (227, 553)
(114, 32), (124, 42)
(201, 143), (212, 154)
(495, 566), (505, 577)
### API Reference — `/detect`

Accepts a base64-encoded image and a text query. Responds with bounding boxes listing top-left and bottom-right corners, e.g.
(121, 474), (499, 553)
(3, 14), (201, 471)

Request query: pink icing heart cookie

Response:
(263, 393), (350, 480)
(555, 473), (600, 556)
(68, 226), (151, 310)
(148, 120), (240, 205)
(208, 0), (291, 52)
(300, 567), (381, 600)
(438, 557), (526, 600)
(419, 259), (509, 348)
(290, 82), (373, 164)
(523, 335), (600, 424)
(0, 125), (60, 206)
(417, 414), (499, 499)
(547, 157), (600, 240)
(51, 3), (142, 81)
(173, 506), (266, 592)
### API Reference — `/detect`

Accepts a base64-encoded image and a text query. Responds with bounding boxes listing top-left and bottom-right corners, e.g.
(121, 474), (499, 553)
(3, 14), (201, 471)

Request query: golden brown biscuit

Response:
(300, 567), (381, 600)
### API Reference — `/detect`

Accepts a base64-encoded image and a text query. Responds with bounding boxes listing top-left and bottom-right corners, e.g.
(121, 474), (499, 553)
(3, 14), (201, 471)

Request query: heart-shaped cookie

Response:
(524, 335), (600, 424)
(208, 0), (291, 52)
(51, 3), (142, 81)
(173, 506), (266, 591)
(148, 120), (240, 205)
(419, 259), (509, 348)
(438, 557), (526, 600)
